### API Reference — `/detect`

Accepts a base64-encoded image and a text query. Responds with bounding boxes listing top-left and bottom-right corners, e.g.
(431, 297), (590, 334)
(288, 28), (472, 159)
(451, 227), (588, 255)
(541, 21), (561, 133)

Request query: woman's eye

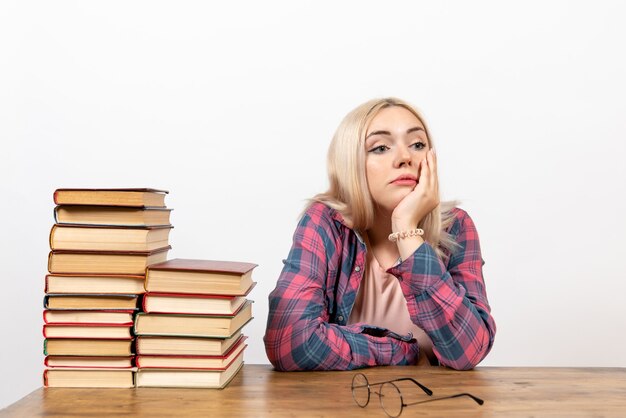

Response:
(368, 145), (389, 154)
(411, 141), (426, 150)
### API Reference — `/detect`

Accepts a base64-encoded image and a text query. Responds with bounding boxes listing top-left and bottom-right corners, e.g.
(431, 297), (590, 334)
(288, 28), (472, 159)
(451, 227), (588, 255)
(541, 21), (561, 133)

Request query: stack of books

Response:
(43, 188), (172, 388)
(134, 259), (256, 389)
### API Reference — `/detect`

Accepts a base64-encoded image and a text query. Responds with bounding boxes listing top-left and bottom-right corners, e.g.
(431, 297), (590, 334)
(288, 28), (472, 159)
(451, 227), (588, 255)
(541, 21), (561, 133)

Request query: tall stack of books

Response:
(43, 188), (172, 388)
(134, 259), (256, 389)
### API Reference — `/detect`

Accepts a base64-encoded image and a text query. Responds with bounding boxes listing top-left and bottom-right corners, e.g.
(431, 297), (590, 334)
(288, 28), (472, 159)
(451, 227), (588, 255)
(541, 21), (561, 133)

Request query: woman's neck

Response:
(366, 216), (392, 246)
(365, 212), (401, 269)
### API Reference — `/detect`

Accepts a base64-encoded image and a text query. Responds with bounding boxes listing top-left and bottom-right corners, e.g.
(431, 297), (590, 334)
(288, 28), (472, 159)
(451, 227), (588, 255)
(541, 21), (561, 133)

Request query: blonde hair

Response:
(311, 97), (460, 258)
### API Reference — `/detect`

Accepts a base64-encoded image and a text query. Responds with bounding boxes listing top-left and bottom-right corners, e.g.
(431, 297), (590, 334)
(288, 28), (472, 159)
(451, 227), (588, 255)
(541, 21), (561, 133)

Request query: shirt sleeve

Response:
(388, 208), (497, 370)
(264, 205), (419, 371)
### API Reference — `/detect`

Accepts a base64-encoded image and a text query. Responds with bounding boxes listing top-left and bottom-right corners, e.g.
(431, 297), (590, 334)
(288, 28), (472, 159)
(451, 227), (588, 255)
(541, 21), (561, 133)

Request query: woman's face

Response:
(365, 106), (430, 213)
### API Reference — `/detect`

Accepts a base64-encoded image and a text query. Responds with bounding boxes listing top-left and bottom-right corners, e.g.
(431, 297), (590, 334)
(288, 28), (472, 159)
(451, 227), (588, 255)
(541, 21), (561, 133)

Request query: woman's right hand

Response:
(391, 149), (439, 231)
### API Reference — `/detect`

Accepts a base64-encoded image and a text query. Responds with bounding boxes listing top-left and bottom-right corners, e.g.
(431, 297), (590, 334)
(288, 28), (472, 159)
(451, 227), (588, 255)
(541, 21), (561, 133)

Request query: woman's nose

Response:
(394, 147), (412, 167)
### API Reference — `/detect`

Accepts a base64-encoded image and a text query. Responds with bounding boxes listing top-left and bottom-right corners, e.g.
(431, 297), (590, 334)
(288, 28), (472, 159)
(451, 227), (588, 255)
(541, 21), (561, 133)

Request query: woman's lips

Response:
(391, 179), (418, 186)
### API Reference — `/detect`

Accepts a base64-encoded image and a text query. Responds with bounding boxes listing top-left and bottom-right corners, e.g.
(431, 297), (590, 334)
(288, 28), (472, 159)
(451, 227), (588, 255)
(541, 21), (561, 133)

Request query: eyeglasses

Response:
(351, 373), (484, 417)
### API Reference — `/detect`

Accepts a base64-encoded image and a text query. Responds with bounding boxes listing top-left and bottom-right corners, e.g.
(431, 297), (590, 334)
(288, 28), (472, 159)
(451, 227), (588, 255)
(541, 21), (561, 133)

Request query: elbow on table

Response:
(265, 341), (298, 372)
(438, 339), (493, 371)
(264, 345), (314, 372)
(267, 358), (294, 372)
(441, 358), (481, 371)
(263, 330), (308, 372)
(264, 327), (346, 372)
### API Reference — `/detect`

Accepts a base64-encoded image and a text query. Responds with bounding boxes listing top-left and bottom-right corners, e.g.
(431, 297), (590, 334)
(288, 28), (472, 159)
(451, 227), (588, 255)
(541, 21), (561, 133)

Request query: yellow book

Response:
(136, 353), (244, 388)
(53, 188), (168, 207)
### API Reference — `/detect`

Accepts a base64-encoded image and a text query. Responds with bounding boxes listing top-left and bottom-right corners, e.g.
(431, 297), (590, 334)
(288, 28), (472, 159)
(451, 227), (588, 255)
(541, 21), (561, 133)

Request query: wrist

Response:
(388, 228), (424, 242)
(391, 218), (419, 233)
(397, 236), (425, 262)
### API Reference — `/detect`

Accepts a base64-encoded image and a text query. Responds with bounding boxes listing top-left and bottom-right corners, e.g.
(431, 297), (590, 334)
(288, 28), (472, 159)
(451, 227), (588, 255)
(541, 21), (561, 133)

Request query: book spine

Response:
(144, 272), (152, 292)
(49, 225), (57, 250)
(44, 275), (50, 293)
(132, 315), (141, 336)
(43, 339), (48, 356)
(135, 336), (142, 355)
(53, 206), (59, 224)
(47, 252), (53, 274)
(43, 369), (49, 387)
(53, 190), (59, 205)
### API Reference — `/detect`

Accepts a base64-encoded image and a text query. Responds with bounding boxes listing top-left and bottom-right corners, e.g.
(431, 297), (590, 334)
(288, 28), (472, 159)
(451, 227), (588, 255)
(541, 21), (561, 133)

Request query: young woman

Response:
(264, 98), (496, 371)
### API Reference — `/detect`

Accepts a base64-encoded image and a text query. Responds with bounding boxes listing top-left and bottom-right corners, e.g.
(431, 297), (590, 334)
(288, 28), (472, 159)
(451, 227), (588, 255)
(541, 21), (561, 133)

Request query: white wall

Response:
(2, 0), (625, 409)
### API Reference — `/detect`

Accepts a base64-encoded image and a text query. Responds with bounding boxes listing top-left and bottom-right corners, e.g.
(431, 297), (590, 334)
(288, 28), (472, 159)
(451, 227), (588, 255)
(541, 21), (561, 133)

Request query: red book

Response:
(145, 258), (258, 295)
(136, 333), (245, 356)
(142, 284), (255, 315)
(136, 338), (247, 370)
(135, 354), (244, 388)
(44, 356), (134, 369)
(134, 301), (253, 338)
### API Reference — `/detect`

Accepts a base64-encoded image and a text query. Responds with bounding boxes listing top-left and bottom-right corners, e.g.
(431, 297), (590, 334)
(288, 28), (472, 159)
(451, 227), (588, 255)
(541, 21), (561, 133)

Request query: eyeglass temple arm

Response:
(389, 377), (433, 396)
(405, 392), (484, 407)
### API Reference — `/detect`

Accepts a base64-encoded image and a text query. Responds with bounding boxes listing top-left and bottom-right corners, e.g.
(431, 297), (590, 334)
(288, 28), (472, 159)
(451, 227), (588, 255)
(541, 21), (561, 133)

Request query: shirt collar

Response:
(328, 206), (366, 245)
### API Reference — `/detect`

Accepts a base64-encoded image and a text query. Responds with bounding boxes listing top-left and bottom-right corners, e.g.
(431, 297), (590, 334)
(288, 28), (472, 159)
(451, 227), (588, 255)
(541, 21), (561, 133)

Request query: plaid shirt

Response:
(264, 202), (496, 371)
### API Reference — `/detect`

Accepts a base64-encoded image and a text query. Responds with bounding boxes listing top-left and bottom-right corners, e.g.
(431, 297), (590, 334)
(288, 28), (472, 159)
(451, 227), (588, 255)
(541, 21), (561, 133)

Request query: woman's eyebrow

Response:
(407, 127), (425, 134)
(365, 130), (390, 139)
(366, 126), (424, 140)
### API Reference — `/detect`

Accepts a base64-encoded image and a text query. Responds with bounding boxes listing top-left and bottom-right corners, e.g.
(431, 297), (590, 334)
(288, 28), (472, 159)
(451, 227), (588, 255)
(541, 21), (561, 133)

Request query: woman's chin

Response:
(377, 199), (405, 214)
(372, 191), (411, 214)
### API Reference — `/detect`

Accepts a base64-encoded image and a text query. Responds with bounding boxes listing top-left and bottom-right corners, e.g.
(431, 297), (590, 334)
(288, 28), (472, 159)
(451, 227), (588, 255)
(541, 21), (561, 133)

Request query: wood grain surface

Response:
(2, 364), (626, 417)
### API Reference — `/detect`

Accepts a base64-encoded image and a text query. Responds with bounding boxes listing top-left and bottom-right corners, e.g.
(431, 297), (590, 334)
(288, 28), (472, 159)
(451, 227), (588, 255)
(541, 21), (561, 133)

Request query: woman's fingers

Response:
(428, 149), (438, 193)
(419, 157), (429, 188)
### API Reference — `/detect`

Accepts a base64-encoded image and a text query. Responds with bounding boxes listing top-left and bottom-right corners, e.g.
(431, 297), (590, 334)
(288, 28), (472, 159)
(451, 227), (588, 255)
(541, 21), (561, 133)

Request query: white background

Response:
(2, 0), (626, 409)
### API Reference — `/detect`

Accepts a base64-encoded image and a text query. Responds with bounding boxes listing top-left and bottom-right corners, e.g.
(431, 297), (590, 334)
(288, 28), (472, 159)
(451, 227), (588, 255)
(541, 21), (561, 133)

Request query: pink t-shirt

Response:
(348, 251), (437, 366)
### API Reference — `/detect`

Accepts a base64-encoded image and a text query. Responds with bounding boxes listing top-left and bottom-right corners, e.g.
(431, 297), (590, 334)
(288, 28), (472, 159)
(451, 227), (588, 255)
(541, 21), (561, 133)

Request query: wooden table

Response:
(2, 365), (626, 417)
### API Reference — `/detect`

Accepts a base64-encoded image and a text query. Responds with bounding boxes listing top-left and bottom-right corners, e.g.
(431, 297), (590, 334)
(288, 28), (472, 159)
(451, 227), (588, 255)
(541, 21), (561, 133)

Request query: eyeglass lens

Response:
(351, 373), (370, 407)
(380, 382), (404, 418)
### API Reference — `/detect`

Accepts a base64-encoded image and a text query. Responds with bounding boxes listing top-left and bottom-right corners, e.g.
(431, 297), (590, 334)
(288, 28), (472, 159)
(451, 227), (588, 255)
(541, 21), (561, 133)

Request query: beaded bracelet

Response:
(388, 228), (424, 242)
